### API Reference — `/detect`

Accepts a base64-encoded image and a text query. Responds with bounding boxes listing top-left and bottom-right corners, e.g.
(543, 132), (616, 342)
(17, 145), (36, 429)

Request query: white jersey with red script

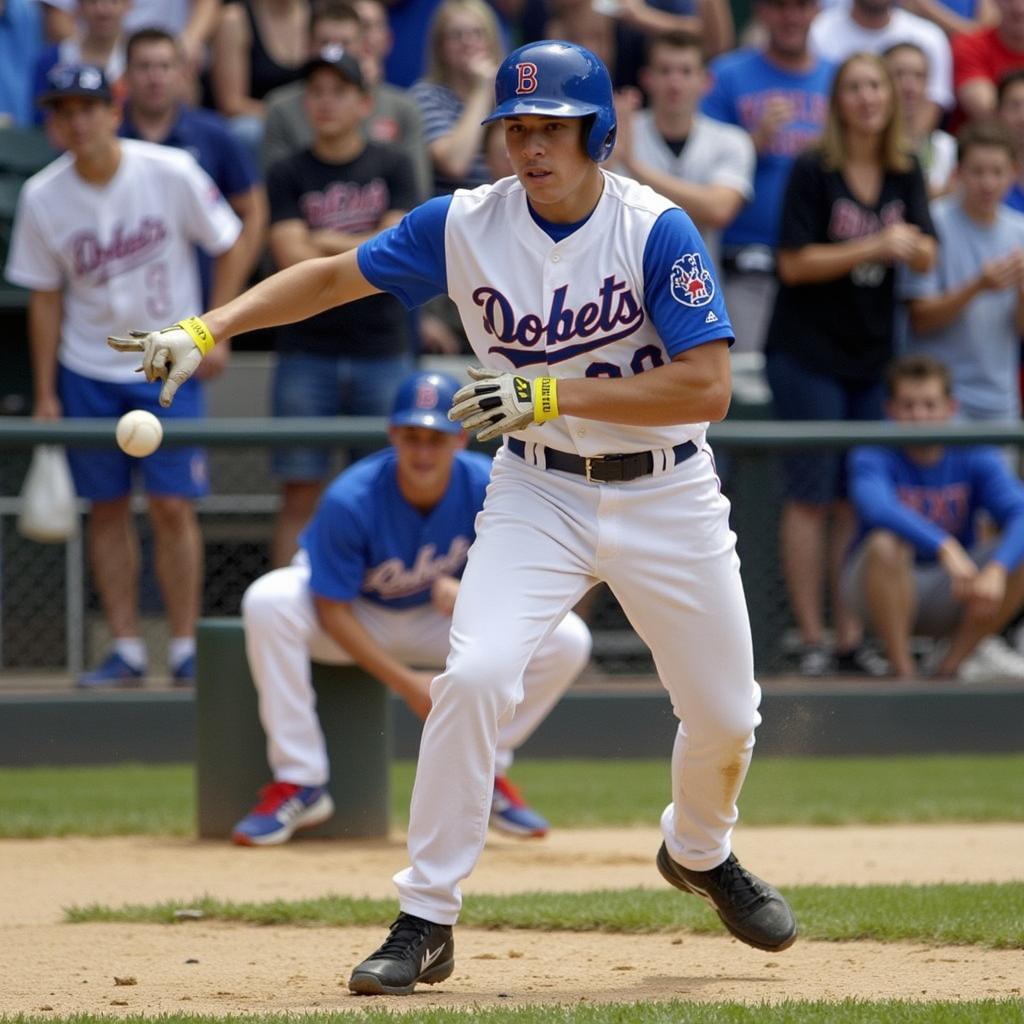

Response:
(5, 138), (241, 383)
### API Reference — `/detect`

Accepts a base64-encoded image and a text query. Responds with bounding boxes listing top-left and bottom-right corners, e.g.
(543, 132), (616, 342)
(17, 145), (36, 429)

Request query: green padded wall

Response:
(196, 618), (391, 839)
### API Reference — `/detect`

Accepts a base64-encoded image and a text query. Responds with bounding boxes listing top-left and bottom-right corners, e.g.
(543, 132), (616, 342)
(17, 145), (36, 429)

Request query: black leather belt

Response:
(507, 436), (697, 483)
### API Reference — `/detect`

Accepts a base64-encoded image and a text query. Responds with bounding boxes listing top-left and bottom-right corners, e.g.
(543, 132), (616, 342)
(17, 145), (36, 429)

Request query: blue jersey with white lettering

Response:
(358, 171), (732, 458)
(300, 447), (493, 608)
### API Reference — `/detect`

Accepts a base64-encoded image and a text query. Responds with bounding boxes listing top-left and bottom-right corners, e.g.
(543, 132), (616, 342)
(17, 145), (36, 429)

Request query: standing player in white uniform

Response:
(109, 40), (798, 994)
(7, 64), (245, 688)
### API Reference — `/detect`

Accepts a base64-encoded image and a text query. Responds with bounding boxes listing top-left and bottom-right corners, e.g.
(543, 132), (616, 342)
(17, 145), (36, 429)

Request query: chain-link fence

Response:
(1, 417), (1020, 679)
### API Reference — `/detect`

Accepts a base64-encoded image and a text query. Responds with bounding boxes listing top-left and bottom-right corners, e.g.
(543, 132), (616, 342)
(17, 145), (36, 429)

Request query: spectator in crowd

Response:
(810, 0), (952, 133)
(613, 31), (755, 273)
(585, 0), (735, 58)
(844, 355), (1024, 680)
(234, 370), (592, 845)
(210, 0), (309, 160)
(898, 0), (997, 38)
(4, 65), (245, 686)
(33, 0), (130, 119)
(41, 0), (223, 77)
(904, 119), (1024, 424)
(702, 0), (833, 353)
(884, 42), (955, 196)
(544, 0), (646, 90)
(997, 68), (1024, 212)
(953, 0), (1024, 125)
(262, 0), (430, 198)
(266, 45), (417, 566)
(119, 27), (268, 308)
(410, 0), (503, 195)
(0, 0), (44, 127)
(765, 52), (936, 676)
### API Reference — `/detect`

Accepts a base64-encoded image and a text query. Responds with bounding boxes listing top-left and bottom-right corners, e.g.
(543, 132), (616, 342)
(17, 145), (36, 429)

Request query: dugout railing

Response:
(0, 417), (1021, 679)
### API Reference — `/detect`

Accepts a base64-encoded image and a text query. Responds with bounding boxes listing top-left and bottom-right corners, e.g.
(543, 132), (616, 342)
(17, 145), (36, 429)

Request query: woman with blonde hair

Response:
(410, 0), (504, 195)
(764, 51), (937, 677)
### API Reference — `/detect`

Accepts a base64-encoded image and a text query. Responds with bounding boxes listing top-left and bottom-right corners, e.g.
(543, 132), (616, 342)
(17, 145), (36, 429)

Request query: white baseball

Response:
(116, 410), (164, 458)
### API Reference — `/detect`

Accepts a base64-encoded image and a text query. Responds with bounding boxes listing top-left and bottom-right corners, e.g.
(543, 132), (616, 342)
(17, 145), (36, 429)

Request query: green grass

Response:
(2, 755), (1024, 837)
(3, 1004), (1024, 1024)
(64, 881), (1024, 948)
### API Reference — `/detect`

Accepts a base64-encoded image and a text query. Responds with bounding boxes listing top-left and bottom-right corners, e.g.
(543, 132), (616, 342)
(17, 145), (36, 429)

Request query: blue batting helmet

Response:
(389, 371), (462, 434)
(482, 40), (616, 163)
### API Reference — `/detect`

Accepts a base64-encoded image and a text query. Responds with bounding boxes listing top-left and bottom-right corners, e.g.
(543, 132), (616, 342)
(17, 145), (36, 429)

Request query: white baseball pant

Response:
(395, 445), (761, 925)
(241, 560), (592, 786)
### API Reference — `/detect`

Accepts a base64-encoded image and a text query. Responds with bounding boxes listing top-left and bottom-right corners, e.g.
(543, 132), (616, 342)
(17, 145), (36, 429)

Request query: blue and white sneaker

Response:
(489, 777), (549, 838)
(171, 653), (196, 688)
(77, 651), (144, 689)
(231, 782), (335, 846)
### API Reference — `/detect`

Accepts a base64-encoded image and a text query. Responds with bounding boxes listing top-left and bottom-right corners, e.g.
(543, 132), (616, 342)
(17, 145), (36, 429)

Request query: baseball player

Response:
(109, 40), (797, 995)
(7, 64), (244, 688)
(234, 369), (591, 845)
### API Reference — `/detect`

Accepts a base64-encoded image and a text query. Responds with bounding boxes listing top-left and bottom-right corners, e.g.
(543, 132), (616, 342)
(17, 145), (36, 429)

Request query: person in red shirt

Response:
(953, 0), (1024, 126)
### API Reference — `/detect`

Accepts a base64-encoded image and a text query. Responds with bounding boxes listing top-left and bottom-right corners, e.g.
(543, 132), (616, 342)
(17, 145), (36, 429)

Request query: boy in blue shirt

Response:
(843, 355), (1024, 679)
(234, 371), (592, 845)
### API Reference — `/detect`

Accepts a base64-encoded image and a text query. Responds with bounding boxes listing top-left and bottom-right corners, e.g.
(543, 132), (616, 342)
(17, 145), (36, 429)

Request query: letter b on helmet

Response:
(484, 41), (617, 163)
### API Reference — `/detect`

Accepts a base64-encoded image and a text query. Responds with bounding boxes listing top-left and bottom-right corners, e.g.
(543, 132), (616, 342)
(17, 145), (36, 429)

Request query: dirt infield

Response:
(4, 825), (1023, 1015)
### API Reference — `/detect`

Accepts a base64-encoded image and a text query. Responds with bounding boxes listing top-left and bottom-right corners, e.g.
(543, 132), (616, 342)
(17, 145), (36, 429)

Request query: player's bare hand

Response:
(938, 537), (978, 602)
(964, 561), (1007, 621)
(431, 575), (460, 617)
(449, 367), (557, 443)
(107, 324), (206, 407)
(33, 393), (62, 421)
(401, 670), (434, 721)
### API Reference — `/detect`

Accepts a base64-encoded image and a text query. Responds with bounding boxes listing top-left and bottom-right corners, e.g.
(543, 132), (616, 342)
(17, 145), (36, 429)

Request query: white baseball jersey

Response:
(625, 111), (755, 271)
(359, 170), (734, 457)
(5, 139), (241, 383)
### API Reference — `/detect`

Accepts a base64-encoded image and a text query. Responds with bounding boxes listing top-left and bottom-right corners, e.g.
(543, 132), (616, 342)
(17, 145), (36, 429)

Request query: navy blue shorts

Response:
(765, 349), (884, 504)
(270, 351), (415, 481)
(58, 364), (209, 502)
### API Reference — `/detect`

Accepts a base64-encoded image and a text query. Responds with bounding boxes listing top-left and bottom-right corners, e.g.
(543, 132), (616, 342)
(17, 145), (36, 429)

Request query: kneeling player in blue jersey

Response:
(233, 370), (591, 846)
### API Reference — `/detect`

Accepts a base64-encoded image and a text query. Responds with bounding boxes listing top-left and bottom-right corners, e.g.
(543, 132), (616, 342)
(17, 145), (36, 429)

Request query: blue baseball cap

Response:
(390, 371), (462, 434)
(38, 64), (113, 106)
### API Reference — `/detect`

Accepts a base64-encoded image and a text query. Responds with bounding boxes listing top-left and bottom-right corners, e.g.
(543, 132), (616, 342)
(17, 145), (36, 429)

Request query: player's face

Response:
(959, 145), (1016, 214)
(47, 97), (119, 158)
(884, 47), (927, 118)
(126, 40), (183, 116)
(389, 426), (467, 496)
(504, 115), (604, 222)
(757, 0), (817, 59)
(999, 83), (1024, 147)
(304, 69), (369, 139)
(886, 377), (954, 423)
(836, 59), (893, 138)
(640, 45), (705, 115)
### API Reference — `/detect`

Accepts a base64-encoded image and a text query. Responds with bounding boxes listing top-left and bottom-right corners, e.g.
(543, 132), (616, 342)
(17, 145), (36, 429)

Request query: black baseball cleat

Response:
(656, 842), (798, 952)
(348, 912), (455, 995)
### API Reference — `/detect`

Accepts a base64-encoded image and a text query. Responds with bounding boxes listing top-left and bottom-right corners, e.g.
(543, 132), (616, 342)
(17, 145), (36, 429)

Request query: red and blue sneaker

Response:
(489, 776), (549, 838)
(77, 651), (144, 689)
(231, 782), (335, 846)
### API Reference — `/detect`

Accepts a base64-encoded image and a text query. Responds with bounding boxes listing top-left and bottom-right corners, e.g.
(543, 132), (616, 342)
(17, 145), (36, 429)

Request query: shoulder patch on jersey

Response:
(670, 253), (715, 308)
(704, 310), (718, 323)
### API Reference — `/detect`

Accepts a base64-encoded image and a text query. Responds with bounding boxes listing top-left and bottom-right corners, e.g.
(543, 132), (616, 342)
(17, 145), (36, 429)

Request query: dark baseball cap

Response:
(390, 371), (463, 434)
(303, 44), (365, 91)
(37, 64), (113, 106)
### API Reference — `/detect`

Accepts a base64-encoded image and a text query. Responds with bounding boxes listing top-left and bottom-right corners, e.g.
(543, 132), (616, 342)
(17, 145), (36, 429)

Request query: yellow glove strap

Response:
(176, 316), (216, 356)
(533, 376), (559, 423)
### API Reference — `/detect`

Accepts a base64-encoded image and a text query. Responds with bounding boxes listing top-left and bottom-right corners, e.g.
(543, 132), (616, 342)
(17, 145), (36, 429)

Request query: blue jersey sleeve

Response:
(971, 447), (1024, 571)
(848, 446), (948, 557)
(301, 491), (368, 602)
(357, 195), (451, 309)
(642, 208), (734, 357)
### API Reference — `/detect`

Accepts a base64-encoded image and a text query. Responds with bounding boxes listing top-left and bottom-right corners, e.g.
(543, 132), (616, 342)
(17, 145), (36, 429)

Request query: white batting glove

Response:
(448, 366), (560, 443)
(107, 316), (216, 408)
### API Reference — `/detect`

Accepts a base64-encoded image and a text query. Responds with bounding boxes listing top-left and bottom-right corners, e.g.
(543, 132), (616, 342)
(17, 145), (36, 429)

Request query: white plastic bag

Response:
(17, 445), (79, 543)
